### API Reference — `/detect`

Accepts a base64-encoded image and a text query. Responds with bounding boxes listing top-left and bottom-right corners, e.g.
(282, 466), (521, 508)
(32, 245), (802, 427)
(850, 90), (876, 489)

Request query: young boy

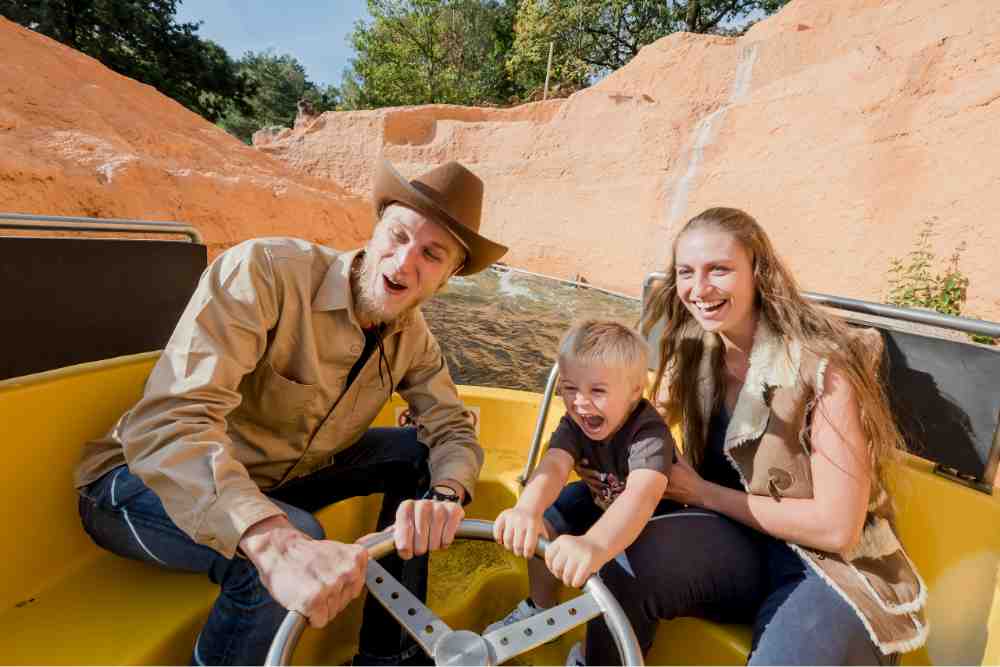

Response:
(488, 320), (675, 633)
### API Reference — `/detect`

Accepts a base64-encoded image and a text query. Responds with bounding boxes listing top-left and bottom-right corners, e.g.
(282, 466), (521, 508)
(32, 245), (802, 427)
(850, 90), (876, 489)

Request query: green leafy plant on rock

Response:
(885, 221), (995, 345)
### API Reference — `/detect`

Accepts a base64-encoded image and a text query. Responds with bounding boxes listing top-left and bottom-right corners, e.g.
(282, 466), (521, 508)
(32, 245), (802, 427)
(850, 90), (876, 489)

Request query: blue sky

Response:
(175, 1), (371, 88)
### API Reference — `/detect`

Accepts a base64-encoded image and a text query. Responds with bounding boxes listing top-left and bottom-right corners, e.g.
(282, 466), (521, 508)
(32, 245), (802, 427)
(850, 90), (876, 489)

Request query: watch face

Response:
(432, 485), (459, 502)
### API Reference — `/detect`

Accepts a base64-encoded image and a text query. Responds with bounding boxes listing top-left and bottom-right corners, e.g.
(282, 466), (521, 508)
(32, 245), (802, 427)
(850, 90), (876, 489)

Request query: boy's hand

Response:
(545, 535), (606, 588)
(493, 507), (545, 558)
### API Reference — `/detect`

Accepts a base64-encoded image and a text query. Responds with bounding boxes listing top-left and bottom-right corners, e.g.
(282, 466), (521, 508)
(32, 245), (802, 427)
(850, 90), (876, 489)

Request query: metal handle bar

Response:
(0, 213), (203, 243)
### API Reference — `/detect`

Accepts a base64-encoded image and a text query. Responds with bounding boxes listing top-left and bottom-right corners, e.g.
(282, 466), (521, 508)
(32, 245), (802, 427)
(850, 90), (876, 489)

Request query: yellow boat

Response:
(1, 215), (998, 665)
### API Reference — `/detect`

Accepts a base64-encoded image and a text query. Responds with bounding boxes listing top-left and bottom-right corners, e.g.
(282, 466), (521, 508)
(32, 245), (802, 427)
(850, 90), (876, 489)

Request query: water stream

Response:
(421, 268), (641, 393)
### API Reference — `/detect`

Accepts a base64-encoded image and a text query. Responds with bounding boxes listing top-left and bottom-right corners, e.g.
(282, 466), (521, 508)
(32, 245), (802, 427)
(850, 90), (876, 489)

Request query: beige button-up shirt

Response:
(75, 238), (483, 558)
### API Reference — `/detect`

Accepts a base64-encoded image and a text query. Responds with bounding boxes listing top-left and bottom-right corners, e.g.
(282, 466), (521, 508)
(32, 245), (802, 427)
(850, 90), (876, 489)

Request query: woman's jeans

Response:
(584, 508), (890, 666)
(78, 427), (430, 666)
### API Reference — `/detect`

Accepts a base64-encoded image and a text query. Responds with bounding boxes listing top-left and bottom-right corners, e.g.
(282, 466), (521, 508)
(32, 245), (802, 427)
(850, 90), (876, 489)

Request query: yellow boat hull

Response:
(1, 353), (998, 665)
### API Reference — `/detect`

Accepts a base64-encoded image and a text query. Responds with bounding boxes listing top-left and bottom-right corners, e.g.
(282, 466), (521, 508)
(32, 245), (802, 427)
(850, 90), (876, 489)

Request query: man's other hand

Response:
(240, 516), (368, 629)
(393, 495), (464, 560)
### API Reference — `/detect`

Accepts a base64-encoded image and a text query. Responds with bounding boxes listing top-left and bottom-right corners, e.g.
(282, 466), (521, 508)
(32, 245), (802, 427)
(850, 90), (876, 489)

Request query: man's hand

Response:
(545, 534), (606, 588)
(493, 507), (545, 559)
(393, 493), (464, 560)
(240, 516), (368, 629)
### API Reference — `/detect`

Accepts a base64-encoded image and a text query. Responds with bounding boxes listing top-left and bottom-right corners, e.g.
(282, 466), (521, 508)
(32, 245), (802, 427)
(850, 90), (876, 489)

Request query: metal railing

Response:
(0, 213), (203, 244)
(518, 364), (561, 487)
(802, 291), (1000, 338)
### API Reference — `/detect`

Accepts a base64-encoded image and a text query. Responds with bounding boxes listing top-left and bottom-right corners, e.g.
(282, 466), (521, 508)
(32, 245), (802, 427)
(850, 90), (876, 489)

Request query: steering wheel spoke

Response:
(365, 558), (452, 656)
(482, 591), (602, 664)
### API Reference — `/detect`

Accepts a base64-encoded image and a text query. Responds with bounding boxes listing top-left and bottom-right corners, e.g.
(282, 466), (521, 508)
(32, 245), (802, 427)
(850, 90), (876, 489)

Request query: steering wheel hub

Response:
(433, 629), (494, 666)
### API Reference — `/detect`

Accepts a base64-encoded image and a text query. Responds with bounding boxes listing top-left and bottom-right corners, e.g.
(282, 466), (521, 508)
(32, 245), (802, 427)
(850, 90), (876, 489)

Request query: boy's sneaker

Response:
(565, 641), (585, 666)
(484, 598), (541, 634)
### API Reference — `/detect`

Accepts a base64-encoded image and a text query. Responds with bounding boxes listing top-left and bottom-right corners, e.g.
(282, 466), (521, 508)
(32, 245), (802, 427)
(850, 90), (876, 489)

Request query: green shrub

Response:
(885, 221), (995, 345)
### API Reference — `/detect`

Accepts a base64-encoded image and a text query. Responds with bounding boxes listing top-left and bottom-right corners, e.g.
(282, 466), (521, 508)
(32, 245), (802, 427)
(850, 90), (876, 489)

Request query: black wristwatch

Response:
(423, 483), (461, 504)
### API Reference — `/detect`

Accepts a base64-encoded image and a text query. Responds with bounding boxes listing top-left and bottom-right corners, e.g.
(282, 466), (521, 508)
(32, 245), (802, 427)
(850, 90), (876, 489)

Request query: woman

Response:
(578, 207), (927, 665)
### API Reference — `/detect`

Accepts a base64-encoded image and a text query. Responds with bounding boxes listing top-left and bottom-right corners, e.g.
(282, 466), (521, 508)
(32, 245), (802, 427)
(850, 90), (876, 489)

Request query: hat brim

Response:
(373, 160), (508, 276)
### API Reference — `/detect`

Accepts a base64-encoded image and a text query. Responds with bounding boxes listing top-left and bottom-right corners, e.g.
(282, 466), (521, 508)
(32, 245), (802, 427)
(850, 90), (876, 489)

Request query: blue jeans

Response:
(746, 539), (888, 665)
(584, 510), (888, 665)
(78, 427), (431, 666)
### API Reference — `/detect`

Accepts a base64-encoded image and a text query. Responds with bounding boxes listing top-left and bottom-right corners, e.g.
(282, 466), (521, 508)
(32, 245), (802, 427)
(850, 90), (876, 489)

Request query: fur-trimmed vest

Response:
(683, 320), (928, 655)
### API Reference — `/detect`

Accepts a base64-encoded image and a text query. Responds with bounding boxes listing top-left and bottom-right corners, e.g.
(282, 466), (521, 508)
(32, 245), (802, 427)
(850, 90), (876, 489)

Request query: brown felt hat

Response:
(373, 159), (508, 275)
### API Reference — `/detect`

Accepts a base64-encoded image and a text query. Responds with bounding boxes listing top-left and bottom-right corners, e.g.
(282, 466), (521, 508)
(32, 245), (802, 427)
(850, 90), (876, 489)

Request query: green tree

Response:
(341, 0), (522, 109)
(218, 50), (340, 143)
(0, 0), (253, 121)
(508, 0), (790, 99)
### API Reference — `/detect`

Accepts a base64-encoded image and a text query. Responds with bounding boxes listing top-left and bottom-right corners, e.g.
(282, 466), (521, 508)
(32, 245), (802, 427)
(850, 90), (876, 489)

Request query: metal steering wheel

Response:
(264, 519), (643, 666)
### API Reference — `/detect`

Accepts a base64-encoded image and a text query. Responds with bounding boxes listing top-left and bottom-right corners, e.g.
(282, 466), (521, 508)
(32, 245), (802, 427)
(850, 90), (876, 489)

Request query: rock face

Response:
(0, 16), (372, 257)
(256, 0), (1000, 321)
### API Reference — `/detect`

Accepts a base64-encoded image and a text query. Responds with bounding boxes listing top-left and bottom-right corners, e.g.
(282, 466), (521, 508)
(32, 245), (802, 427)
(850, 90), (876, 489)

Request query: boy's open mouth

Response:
(579, 414), (605, 431)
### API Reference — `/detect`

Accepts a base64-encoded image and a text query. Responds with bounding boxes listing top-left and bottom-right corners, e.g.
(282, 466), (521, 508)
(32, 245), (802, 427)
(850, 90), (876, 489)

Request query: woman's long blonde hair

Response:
(641, 207), (904, 493)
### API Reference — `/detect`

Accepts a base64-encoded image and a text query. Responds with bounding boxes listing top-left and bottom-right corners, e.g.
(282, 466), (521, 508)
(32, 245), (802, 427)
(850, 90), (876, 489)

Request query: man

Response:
(74, 159), (508, 665)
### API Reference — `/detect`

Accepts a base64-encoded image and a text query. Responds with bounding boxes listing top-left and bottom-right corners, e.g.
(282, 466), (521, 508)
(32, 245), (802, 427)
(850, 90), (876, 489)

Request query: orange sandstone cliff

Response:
(256, 0), (1000, 320)
(0, 16), (371, 256)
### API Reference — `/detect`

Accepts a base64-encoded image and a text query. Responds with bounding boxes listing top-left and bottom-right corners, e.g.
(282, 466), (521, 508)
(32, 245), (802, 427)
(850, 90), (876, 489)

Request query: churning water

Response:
(422, 267), (641, 393)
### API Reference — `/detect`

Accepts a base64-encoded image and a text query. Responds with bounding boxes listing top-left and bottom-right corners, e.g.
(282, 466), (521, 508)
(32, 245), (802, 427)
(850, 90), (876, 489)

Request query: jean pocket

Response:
(77, 465), (124, 505)
(105, 467), (156, 510)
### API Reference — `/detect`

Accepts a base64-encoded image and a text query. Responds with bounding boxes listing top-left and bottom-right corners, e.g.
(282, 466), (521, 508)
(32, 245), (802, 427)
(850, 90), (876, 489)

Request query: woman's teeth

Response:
(696, 299), (726, 313)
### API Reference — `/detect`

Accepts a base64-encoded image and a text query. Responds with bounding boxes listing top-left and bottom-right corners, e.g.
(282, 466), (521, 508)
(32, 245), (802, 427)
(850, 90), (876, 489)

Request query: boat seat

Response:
(0, 353), (210, 664)
(0, 353), (529, 665)
(0, 352), (423, 665)
(2, 346), (999, 664)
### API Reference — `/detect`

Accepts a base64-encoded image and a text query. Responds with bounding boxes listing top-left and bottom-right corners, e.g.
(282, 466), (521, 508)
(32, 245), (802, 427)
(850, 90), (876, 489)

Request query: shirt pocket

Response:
(234, 360), (319, 434)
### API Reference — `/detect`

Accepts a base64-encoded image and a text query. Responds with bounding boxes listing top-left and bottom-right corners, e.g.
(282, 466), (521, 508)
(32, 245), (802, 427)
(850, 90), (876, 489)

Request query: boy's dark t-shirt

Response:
(548, 398), (675, 510)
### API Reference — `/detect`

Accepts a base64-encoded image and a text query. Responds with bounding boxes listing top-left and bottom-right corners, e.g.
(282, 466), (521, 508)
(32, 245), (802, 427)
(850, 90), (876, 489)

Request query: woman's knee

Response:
(603, 512), (764, 621)
(750, 573), (882, 665)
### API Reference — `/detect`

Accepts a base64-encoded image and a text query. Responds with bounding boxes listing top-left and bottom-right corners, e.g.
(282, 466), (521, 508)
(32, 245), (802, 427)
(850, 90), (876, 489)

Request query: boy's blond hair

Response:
(558, 320), (650, 390)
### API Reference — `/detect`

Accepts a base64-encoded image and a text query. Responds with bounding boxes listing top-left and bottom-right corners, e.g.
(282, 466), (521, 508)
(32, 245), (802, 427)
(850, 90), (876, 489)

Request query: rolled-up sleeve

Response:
(119, 241), (286, 558)
(397, 331), (483, 500)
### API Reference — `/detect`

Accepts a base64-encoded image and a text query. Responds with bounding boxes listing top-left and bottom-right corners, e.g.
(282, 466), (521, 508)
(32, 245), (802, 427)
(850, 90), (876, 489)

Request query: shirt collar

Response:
(312, 247), (412, 333)
(312, 248), (360, 313)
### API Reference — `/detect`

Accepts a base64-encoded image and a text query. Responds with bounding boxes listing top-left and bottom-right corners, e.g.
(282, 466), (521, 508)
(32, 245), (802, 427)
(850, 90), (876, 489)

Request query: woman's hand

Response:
(661, 456), (708, 507)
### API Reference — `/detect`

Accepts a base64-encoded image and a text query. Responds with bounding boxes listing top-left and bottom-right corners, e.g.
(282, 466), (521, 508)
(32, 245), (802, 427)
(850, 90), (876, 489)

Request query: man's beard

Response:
(351, 251), (418, 327)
